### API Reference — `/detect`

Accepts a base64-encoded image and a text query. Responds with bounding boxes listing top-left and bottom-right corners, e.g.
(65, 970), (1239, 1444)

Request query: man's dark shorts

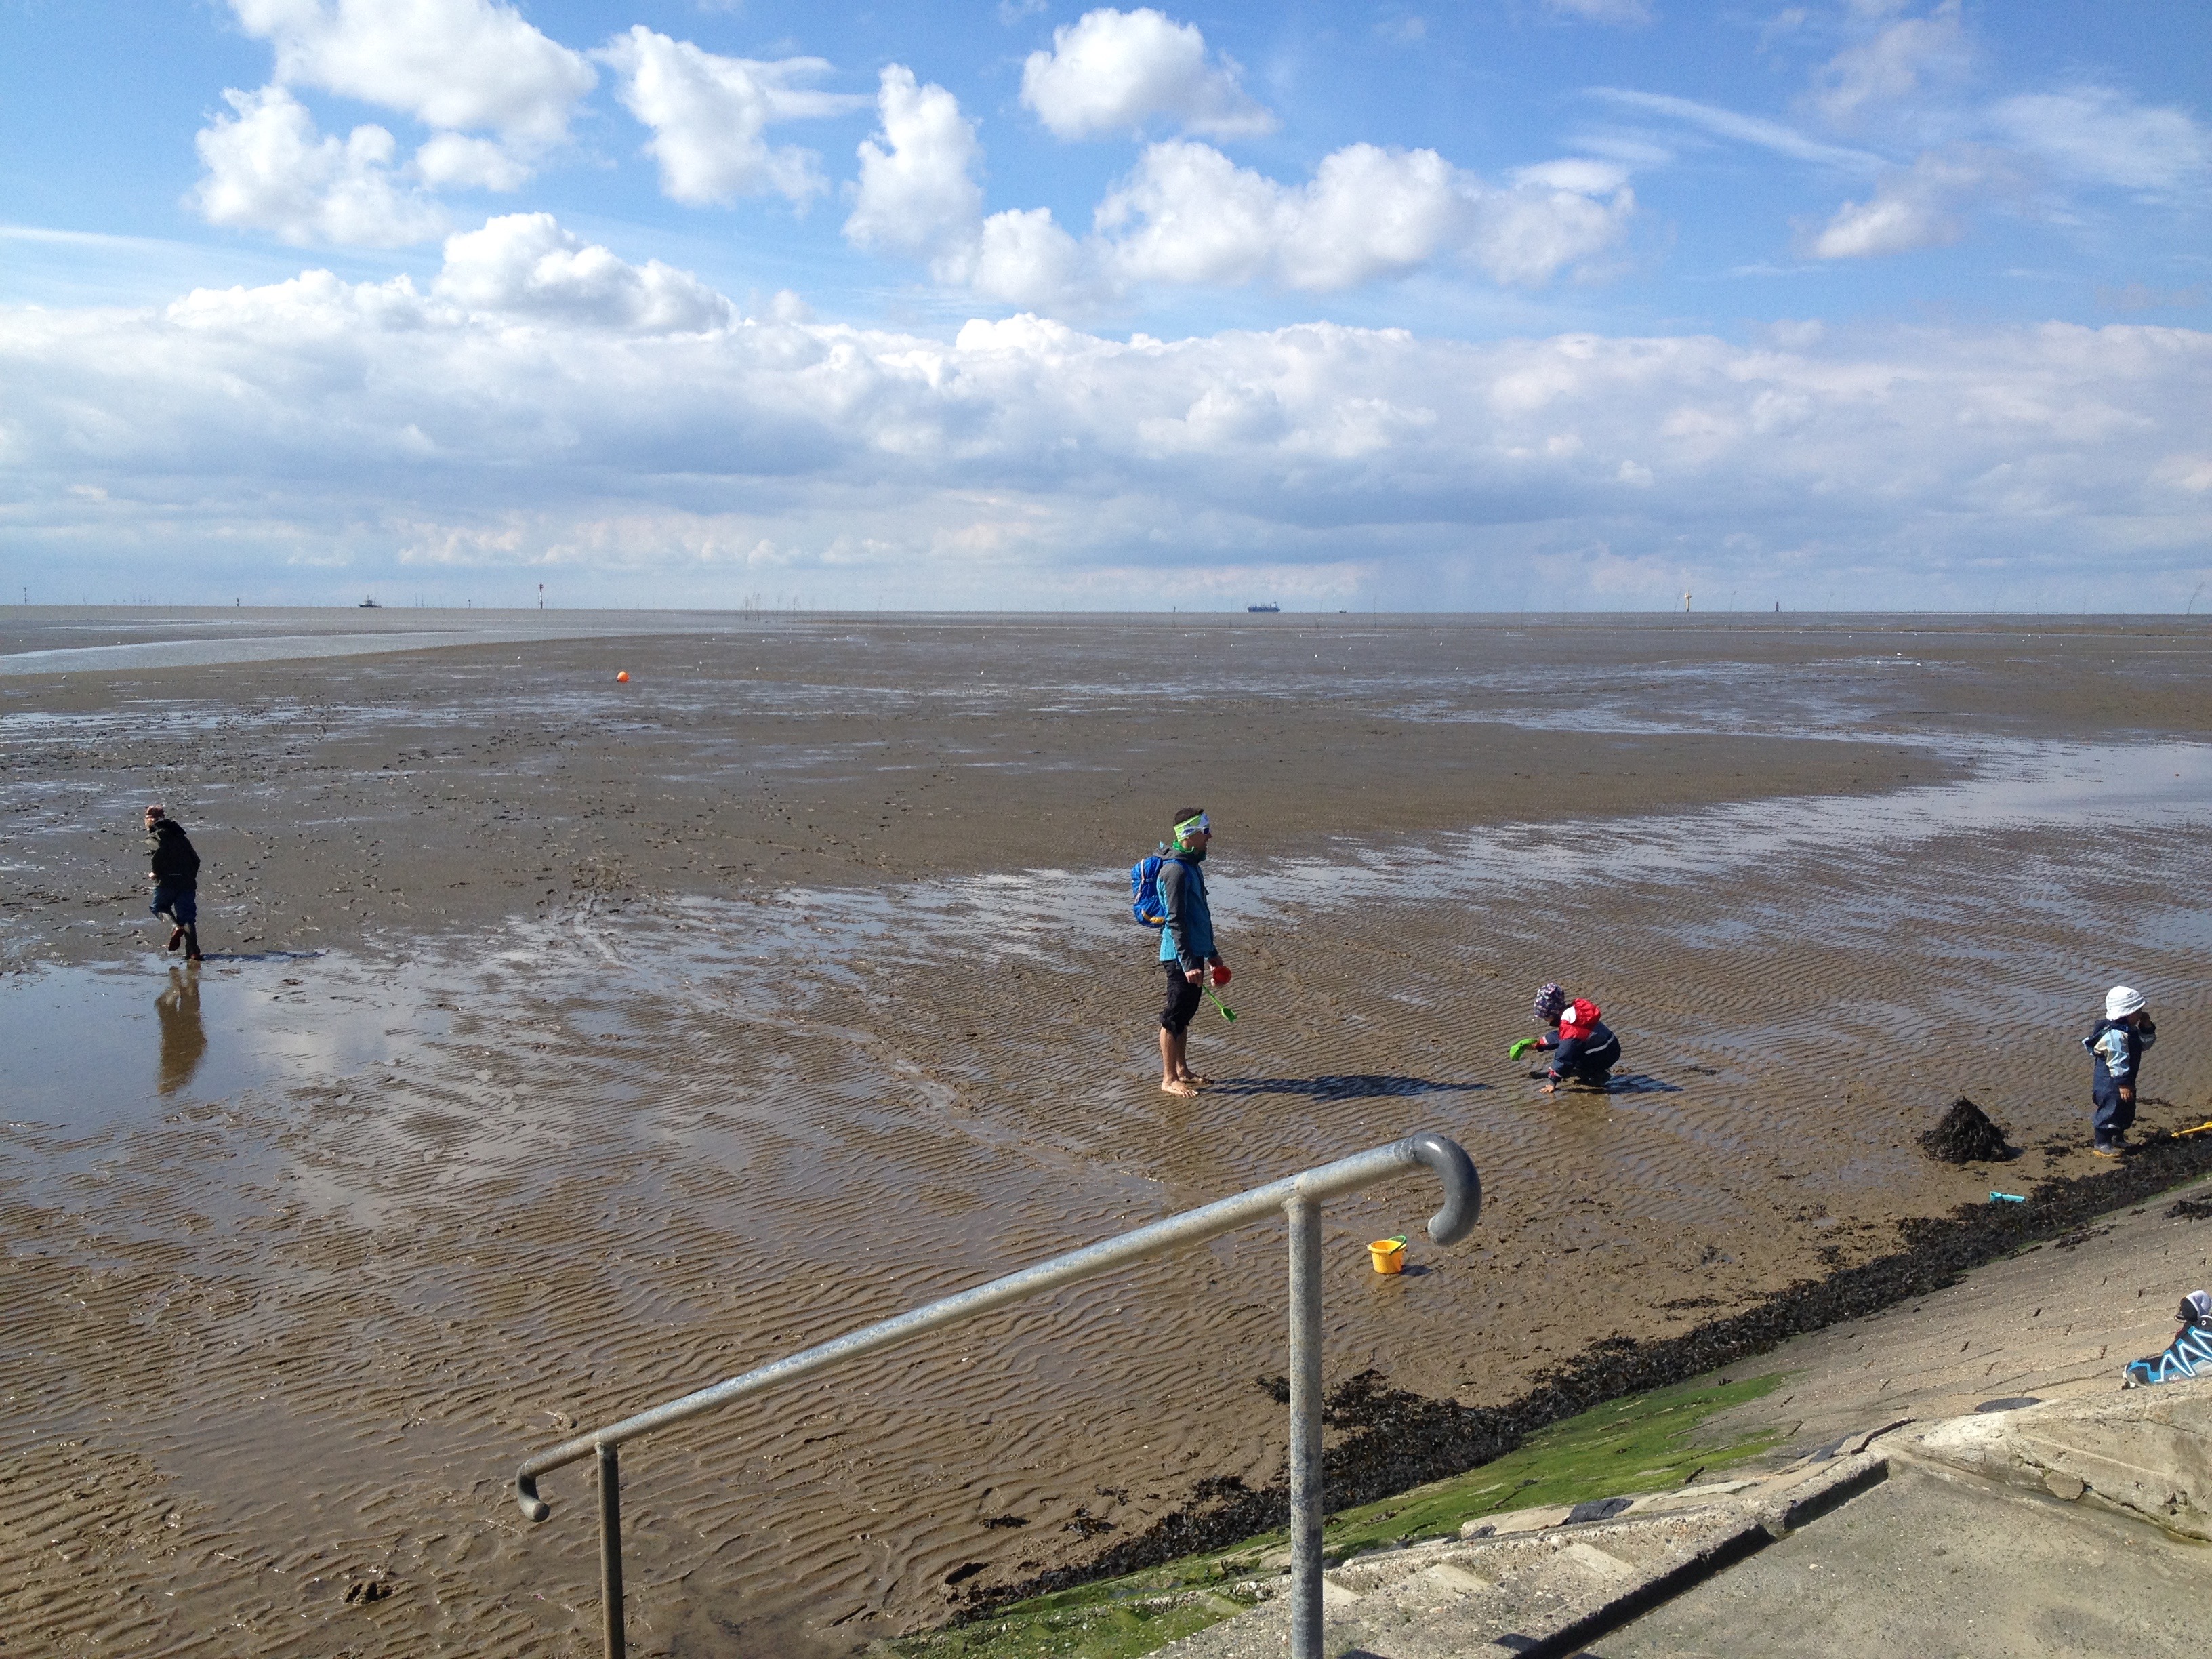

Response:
(1160, 962), (1202, 1035)
(150, 884), (197, 927)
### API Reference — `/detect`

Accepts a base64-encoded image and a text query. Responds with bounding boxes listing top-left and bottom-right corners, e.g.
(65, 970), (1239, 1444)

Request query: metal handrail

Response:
(514, 1132), (1481, 1659)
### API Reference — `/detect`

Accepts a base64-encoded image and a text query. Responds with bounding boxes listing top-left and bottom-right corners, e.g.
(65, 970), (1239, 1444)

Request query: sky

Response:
(2, 0), (2208, 612)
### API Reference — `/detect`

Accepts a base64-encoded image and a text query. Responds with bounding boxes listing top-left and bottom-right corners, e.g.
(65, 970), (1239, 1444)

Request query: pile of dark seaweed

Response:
(1917, 1096), (2015, 1164)
(962, 1128), (2212, 1617)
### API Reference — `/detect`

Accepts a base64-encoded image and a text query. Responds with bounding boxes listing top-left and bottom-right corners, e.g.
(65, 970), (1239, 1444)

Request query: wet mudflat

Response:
(1, 611), (2209, 1655)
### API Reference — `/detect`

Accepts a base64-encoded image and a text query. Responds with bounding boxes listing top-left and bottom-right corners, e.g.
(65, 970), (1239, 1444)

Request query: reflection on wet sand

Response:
(155, 968), (205, 1096)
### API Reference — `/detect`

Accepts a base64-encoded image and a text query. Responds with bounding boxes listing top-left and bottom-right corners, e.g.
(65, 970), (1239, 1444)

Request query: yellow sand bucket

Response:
(1368, 1237), (1407, 1275)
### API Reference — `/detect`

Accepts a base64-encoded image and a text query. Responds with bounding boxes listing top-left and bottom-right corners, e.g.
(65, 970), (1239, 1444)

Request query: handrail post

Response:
(598, 1442), (626, 1659)
(1286, 1193), (1324, 1659)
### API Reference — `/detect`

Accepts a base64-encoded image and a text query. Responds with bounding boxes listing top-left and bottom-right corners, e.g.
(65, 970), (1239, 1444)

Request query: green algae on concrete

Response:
(882, 1373), (1784, 1659)
(1318, 1370), (1786, 1555)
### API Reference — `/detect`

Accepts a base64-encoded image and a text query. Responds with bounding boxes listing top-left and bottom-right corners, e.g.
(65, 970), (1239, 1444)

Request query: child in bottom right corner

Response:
(2084, 983), (2156, 1157)
(2124, 1291), (2212, 1387)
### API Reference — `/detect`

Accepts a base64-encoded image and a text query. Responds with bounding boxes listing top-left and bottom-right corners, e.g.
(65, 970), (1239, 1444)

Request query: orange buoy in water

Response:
(615, 670), (630, 682)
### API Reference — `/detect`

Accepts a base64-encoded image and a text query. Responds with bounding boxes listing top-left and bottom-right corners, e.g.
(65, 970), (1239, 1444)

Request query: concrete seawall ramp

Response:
(1913, 1381), (2212, 1540)
(1145, 1177), (2212, 1659)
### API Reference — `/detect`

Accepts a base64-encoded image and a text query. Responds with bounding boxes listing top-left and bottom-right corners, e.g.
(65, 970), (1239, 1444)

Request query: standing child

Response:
(2085, 984), (2155, 1157)
(1513, 983), (1621, 1094)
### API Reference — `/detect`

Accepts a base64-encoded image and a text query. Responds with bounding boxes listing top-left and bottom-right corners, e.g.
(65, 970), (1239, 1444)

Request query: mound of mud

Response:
(1919, 1096), (2015, 1164)
(971, 1130), (2212, 1618)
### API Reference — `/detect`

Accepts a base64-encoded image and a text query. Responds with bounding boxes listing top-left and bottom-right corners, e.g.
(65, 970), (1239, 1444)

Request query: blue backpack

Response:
(1130, 851), (1168, 928)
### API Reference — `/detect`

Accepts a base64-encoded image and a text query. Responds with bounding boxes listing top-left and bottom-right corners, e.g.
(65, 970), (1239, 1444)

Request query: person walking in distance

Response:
(144, 804), (203, 964)
(1156, 807), (1227, 1097)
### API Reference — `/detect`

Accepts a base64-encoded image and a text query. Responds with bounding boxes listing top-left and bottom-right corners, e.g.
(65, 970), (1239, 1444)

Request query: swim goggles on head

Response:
(1175, 812), (1210, 839)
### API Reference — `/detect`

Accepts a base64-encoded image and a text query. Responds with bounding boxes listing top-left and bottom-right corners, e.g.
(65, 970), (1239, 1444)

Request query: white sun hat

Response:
(2106, 985), (2146, 1020)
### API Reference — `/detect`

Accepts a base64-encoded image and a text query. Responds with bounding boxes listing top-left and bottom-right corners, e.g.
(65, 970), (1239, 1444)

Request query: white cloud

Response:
(1543, 0), (1652, 23)
(1020, 8), (1274, 141)
(431, 213), (734, 331)
(228, 0), (596, 147)
(190, 85), (446, 246)
(414, 132), (531, 191)
(1807, 0), (1968, 131)
(1989, 87), (2212, 198)
(7, 274), (2209, 605)
(840, 68), (1093, 308)
(1805, 145), (2013, 259)
(969, 209), (1091, 306)
(598, 27), (862, 208)
(1480, 162), (1638, 285)
(1095, 140), (1632, 292)
(1094, 142), (1279, 285)
(1806, 186), (1948, 258)
(840, 62), (1619, 304)
(1586, 89), (1882, 171)
(845, 66), (986, 275)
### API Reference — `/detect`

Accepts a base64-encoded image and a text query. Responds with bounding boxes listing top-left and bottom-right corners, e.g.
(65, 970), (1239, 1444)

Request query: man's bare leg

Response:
(1160, 1027), (1198, 1095)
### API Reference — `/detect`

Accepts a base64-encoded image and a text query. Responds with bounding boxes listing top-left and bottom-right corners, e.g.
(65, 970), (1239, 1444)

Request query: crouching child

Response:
(1513, 982), (1622, 1093)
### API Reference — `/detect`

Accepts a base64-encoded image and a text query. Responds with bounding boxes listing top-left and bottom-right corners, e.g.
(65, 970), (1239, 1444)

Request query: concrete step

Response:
(1154, 1450), (1890, 1659)
(1601, 1454), (2200, 1658)
(1159, 1380), (2212, 1658)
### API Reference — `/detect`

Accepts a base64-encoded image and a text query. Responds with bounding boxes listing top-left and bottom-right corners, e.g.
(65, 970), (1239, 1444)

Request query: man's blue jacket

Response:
(1156, 853), (1216, 972)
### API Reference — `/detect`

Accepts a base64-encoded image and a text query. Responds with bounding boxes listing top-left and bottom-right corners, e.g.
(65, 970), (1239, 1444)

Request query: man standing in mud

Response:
(1157, 807), (1227, 1097)
(144, 804), (203, 964)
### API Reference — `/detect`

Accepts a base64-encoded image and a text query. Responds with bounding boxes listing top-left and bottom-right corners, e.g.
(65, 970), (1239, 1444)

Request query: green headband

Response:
(1175, 812), (1210, 840)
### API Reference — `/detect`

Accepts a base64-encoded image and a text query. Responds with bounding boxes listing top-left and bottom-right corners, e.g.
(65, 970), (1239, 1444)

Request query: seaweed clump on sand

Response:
(1919, 1096), (2015, 1164)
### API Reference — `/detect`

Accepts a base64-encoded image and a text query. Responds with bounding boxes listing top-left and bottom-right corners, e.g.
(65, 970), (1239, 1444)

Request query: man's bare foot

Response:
(1161, 1079), (1199, 1097)
(1183, 1073), (1214, 1088)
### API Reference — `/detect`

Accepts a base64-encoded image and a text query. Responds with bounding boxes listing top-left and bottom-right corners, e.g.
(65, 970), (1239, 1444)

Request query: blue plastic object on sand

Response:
(1990, 1191), (2026, 1203)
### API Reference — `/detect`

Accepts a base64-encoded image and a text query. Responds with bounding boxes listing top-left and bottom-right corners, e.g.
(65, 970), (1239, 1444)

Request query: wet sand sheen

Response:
(3, 615), (2210, 1654)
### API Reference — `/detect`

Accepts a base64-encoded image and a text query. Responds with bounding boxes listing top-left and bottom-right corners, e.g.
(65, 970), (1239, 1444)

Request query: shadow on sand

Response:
(1602, 1073), (1682, 1095)
(1210, 1074), (1490, 1101)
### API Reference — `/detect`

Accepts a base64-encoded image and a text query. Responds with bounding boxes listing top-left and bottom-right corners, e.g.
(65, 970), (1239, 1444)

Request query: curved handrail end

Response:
(1408, 1133), (1481, 1244)
(516, 1472), (550, 1523)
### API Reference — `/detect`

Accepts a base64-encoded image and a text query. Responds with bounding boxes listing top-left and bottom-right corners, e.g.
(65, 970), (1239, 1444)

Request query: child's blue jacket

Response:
(2085, 1016), (2153, 1088)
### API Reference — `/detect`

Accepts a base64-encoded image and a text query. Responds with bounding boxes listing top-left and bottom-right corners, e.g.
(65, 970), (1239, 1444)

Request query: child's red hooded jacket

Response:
(1557, 998), (1603, 1042)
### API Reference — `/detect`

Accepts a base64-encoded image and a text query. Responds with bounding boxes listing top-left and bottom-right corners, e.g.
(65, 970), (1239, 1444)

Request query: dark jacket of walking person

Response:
(145, 805), (203, 964)
(2085, 983), (2154, 1155)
